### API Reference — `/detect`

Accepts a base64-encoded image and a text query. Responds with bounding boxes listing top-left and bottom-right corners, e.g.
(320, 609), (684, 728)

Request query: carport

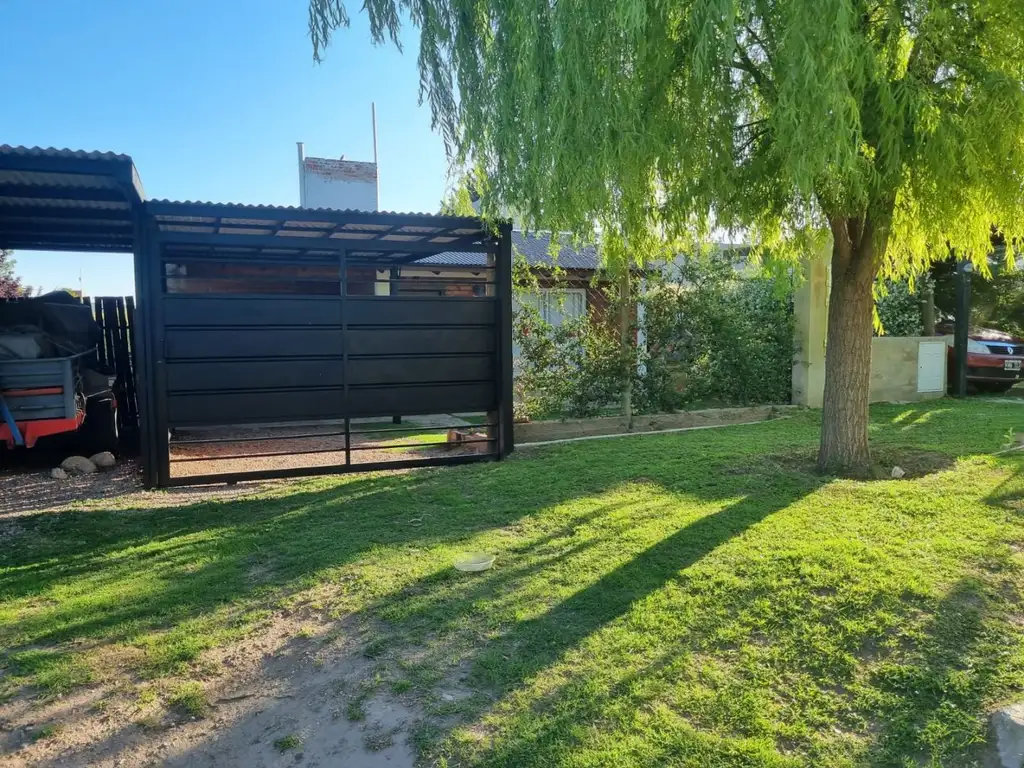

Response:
(1, 146), (514, 488)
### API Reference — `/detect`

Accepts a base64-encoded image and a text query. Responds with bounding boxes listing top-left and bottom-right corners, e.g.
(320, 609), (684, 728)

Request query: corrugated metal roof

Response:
(0, 145), (132, 161)
(146, 198), (482, 221)
(420, 231), (600, 269)
(0, 146), (143, 253)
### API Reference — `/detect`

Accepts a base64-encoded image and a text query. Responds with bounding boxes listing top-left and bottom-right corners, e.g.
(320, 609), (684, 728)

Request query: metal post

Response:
(148, 221), (171, 487)
(389, 263), (402, 425)
(296, 142), (307, 208)
(496, 222), (515, 456)
(954, 258), (972, 398)
(132, 208), (157, 488)
(340, 249), (351, 465)
(371, 103), (380, 212)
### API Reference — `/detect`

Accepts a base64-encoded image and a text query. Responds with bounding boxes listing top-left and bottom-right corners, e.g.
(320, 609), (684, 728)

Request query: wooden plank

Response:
(103, 297), (118, 372)
(92, 297), (108, 368)
(124, 296), (138, 423)
(115, 297), (138, 424)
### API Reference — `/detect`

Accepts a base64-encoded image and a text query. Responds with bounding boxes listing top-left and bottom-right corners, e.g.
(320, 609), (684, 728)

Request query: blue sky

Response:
(1, 0), (448, 296)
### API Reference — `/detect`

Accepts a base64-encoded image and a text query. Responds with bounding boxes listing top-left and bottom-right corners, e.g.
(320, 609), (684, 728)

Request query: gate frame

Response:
(133, 200), (514, 488)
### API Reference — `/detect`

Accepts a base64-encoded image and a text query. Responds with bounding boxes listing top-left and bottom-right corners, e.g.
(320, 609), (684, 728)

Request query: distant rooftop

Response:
(423, 231), (600, 269)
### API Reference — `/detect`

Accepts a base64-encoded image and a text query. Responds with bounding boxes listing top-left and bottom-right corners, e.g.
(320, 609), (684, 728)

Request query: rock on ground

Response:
(89, 451), (117, 469)
(50, 467), (68, 480)
(60, 456), (97, 475)
(992, 703), (1024, 768)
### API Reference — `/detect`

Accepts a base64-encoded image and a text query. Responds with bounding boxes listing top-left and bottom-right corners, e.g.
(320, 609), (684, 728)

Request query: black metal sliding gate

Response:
(134, 202), (513, 488)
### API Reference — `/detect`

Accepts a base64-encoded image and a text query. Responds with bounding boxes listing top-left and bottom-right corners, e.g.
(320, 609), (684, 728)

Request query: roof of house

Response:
(421, 231), (600, 270)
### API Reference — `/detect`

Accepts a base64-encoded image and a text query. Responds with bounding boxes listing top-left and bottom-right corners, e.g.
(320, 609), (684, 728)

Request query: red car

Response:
(946, 328), (1024, 393)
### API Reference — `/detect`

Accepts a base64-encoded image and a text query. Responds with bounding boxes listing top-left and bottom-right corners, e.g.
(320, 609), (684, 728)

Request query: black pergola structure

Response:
(0, 145), (143, 252)
(139, 200), (514, 487)
(1, 146), (515, 488)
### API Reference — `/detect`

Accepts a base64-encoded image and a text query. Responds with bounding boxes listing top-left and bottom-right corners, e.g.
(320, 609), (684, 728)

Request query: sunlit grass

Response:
(2, 400), (1024, 765)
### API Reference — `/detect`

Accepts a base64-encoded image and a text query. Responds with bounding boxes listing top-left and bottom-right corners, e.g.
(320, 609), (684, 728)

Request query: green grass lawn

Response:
(4, 400), (1024, 765)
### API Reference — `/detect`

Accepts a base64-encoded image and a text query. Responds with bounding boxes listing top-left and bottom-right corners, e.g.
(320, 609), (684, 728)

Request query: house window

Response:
(514, 288), (587, 364)
(518, 288), (587, 326)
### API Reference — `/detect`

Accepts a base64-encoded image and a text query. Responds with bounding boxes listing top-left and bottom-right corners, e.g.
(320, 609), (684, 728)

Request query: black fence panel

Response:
(146, 239), (512, 487)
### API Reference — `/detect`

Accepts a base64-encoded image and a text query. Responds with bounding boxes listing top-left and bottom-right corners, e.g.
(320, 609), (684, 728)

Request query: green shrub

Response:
(513, 251), (794, 418)
(638, 257), (794, 409)
(875, 279), (925, 336)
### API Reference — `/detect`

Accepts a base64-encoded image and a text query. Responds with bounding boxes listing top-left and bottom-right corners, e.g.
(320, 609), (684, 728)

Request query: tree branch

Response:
(734, 118), (767, 132)
(738, 127), (769, 154)
(732, 48), (774, 99)
(744, 24), (772, 67)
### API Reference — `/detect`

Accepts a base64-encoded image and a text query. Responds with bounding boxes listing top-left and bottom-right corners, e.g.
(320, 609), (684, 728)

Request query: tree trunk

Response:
(817, 219), (879, 476)
(619, 270), (634, 429)
(921, 274), (936, 336)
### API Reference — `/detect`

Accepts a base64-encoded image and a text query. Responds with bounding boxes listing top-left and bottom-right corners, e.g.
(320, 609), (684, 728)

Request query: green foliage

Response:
(513, 260), (625, 419)
(168, 681), (208, 717)
(934, 250), (1024, 337)
(513, 252), (793, 418)
(30, 724), (61, 742)
(5, 649), (93, 696)
(274, 734), (302, 752)
(308, 0), (1024, 275)
(875, 279), (924, 336)
(311, 0), (1024, 471)
(640, 257), (794, 409)
(439, 171), (479, 217)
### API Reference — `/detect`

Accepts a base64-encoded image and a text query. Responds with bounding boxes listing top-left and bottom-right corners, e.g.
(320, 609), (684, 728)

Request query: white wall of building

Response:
(300, 157), (378, 211)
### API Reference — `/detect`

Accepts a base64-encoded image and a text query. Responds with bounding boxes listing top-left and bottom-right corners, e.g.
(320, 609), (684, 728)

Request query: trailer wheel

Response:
(82, 397), (119, 456)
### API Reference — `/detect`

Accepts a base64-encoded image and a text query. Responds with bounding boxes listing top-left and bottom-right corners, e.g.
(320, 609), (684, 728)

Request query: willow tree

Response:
(309, 0), (1024, 474)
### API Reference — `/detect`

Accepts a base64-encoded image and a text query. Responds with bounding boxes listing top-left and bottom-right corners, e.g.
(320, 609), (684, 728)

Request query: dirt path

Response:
(1, 614), (421, 767)
(0, 432), (481, 766)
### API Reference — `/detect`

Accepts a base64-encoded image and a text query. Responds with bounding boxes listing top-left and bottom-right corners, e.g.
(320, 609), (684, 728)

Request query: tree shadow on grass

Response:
(3, 411), (1003, 765)
(0, 422), (805, 680)
(356, 473), (824, 767)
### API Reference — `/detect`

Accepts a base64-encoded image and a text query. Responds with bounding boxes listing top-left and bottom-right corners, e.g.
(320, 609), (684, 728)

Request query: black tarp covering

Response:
(0, 292), (104, 364)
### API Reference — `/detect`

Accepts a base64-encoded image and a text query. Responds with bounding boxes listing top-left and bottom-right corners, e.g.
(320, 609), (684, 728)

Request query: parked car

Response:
(942, 327), (1024, 393)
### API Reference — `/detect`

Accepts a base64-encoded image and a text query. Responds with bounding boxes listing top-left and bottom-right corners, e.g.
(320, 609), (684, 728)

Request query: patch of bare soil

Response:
(169, 424), (481, 479)
(0, 461), (292, 519)
(761, 447), (956, 480)
(0, 614), (421, 768)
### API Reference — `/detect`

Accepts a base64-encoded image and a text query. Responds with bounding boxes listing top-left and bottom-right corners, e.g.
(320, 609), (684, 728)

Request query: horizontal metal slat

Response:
(348, 355), (494, 386)
(163, 296), (342, 327)
(168, 389), (346, 426)
(165, 328), (344, 360)
(348, 382), (495, 417)
(346, 296), (496, 326)
(166, 359), (345, 392)
(347, 328), (495, 356)
(167, 382), (497, 425)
